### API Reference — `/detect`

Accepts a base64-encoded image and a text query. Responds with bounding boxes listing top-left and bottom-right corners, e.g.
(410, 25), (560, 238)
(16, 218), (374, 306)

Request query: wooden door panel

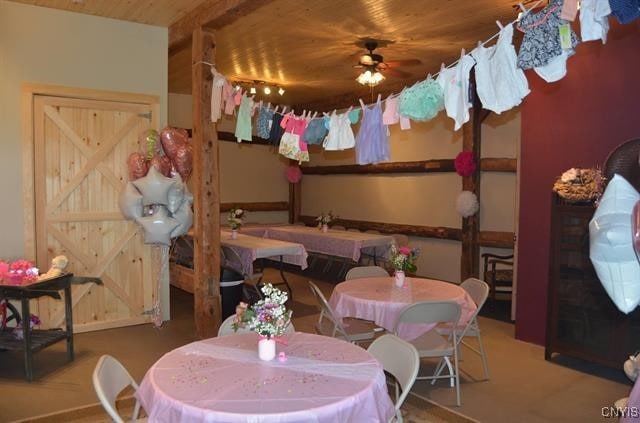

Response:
(33, 95), (156, 331)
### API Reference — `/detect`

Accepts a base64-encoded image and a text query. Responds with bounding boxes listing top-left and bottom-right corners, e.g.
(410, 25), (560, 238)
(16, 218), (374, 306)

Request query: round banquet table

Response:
(136, 332), (395, 423)
(329, 276), (477, 340)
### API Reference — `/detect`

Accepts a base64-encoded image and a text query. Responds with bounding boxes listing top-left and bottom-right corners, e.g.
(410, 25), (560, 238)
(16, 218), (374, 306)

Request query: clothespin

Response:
(274, 105), (279, 114)
(518, 2), (527, 13)
(376, 93), (381, 102)
(282, 106), (288, 113)
(302, 109), (307, 118)
(496, 20), (504, 30)
(346, 105), (353, 114)
(440, 62), (445, 72)
(460, 48), (466, 58)
(267, 102), (272, 109)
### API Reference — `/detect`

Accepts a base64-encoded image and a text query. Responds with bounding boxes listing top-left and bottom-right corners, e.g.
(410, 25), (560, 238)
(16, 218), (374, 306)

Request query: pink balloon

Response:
(127, 152), (148, 181)
(150, 155), (172, 177)
(160, 127), (188, 161)
(172, 143), (193, 181)
(633, 201), (640, 262)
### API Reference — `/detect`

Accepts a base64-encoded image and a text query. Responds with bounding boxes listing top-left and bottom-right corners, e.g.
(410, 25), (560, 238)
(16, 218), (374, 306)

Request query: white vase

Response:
(258, 338), (276, 361)
(322, 224), (328, 233)
(231, 229), (238, 239)
(394, 270), (406, 288)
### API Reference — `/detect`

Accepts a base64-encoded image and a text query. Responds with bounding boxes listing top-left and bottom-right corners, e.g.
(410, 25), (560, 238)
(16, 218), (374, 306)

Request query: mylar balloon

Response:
(170, 200), (193, 238)
(172, 142), (193, 181)
(160, 126), (188, 161)
(140, 129), (162, 159)
(167, 173), (185, 214)
(589, 174), (640, 313)
(127, 152), (148, 181)
(150, 155), (172, 177)
(132, 166), (175, 207)
(634, 201), (640, 263)
(135, 205), (179, 246)
(118, 182), (144, 220)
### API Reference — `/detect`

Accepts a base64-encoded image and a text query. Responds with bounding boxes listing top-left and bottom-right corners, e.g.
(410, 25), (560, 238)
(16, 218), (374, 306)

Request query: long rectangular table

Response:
(242, 225), (393, 263)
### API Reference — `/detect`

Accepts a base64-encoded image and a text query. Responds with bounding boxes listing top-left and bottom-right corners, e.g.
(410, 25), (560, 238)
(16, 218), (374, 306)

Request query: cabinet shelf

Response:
(545, 194), (640, 368)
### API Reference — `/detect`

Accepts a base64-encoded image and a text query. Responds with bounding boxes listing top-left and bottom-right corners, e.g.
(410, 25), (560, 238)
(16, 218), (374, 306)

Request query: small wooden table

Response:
(0, 273), (102, 381)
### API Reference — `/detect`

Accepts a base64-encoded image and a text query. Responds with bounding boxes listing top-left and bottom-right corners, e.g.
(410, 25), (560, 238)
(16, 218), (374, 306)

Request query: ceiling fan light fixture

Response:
(278, 87), (285, 96)
(250, 86), (257, 95)
(263, 86), (271, 95)
(356, 68), (385, 86)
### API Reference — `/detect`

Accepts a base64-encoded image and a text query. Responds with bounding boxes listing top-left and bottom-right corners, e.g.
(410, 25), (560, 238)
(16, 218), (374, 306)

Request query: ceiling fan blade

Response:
(383, 67), (411, 78)
(385, 59), (422, 67)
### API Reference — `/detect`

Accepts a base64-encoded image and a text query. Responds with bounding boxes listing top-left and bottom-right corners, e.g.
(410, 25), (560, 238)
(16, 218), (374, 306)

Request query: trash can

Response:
(220, 267), (244, 320)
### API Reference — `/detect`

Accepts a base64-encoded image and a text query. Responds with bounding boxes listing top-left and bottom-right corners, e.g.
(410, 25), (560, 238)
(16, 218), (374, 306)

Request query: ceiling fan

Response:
(354, 39), (422, 79)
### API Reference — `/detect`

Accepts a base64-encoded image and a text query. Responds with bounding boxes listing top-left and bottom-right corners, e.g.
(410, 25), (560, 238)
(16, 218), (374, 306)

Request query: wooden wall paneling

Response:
(192, 27), (221, 339)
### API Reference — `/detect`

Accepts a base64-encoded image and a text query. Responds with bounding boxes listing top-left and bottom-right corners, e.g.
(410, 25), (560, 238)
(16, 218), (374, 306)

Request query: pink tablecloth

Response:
(136, 332), (394, 423)
(221, 229), (308, 275)
(329, 277), (477, 340)
(252, 225), (393, 262)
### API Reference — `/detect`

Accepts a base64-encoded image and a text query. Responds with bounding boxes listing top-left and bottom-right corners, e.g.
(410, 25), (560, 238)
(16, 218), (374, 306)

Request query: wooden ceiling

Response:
(12, 0), (530, 110)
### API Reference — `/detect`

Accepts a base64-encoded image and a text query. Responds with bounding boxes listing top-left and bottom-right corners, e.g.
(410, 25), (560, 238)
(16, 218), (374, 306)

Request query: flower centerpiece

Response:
(233, 283), (292, 361)
(388, 245), (420, 287)
(552, 167), (605, 203)
(316, 211), (336, 232)
(228, 207), (245, 238)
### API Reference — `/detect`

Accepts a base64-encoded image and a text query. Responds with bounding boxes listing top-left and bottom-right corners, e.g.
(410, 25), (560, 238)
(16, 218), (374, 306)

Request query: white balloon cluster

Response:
(119, 167), (193, 245)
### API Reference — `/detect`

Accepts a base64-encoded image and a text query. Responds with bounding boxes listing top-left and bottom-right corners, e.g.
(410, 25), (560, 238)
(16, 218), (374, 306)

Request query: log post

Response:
(460, 74), (485, 281)
(192, 27), (220, 339)
(288, 161), (301, 224)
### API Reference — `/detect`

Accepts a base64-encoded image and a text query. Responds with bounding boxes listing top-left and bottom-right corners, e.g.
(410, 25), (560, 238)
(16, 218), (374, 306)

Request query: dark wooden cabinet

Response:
(546, 194), (640, 368)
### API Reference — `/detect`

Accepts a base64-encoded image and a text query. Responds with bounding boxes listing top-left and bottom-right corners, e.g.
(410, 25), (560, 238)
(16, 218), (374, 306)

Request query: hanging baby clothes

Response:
(210, 67), (226, 123)
(579, 0), (610, 43)
(472, 23), (530, 114)
(256, 106), (274, 139)
(278, 114), (309, 163)
(609, 0), (640, 23)
(517, 0), (579, 83)
(382, 95), (411, 131)
(269, 113), (285, 146)
(436, 55), (476, 130)
(355, 96), (389, 165)
(399, 78), (444, 122)
(348, 109), (361, 125)
(223, 83), (237, 115)
(323, 111), (355, 151)
(303, 118), (328, 145)
(234, 94), (253, 143)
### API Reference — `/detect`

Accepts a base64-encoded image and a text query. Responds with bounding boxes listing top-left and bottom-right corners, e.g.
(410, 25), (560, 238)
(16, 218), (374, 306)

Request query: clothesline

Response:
(193, 0), (544, 120)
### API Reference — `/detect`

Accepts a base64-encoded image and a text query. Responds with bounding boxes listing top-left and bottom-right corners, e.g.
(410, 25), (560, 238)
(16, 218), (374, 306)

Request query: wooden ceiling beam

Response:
(169, 0), (275, 53)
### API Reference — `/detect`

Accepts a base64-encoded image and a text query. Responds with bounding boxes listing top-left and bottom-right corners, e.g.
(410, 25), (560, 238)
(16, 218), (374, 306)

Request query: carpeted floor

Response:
(0, 266), (631, 422)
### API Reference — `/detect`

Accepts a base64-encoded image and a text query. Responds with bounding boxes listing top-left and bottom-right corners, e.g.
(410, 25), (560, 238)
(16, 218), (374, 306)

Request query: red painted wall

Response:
(517, 21), (640, 345)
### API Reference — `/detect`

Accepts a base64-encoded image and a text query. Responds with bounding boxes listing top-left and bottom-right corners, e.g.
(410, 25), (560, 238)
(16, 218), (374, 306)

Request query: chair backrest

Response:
(395, 300), (461, 330)
(218, 313), (295, 337)
(92, 355), (142, 423)
(220, 245), (248, 277)
(460, 278), (489, 311)
(345, 266), (389, 280)
(308, 281), (349, 338)
(392, 234), (409, 247)
(367, 334), (420, 415)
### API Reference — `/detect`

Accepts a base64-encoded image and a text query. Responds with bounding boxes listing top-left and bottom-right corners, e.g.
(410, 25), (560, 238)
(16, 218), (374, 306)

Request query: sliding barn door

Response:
(32, 95), (157, 332)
